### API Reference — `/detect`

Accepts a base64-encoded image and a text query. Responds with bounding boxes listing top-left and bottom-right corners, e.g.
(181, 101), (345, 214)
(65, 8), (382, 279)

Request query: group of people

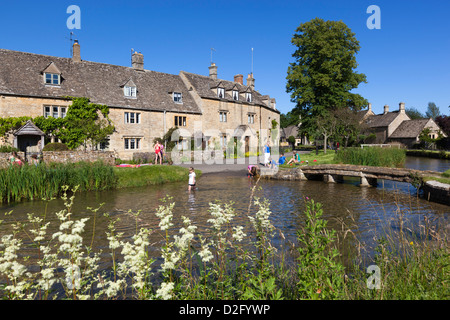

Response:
(7, 151), (40, 166)
(247, 149), (303, 178)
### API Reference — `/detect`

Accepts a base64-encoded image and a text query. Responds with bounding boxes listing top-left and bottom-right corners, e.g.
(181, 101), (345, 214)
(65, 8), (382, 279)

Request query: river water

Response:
(0, 156), (449, 270)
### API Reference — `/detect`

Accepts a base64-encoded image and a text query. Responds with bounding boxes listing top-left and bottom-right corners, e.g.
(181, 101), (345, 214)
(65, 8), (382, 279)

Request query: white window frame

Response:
(219, 111), (227, 122)
(124, 137), (141, 150)
(44, 105), (67, 119)
(246, 92), (252, 102)
(217, 87), (225, 99)
(248, 114), (255, 124)
(44, 73), (60, 85)
(124, 86), (137, 97)
(173, 92), (182, 103)
(232, 90), (239, 101)
(124, 112), (141, 124)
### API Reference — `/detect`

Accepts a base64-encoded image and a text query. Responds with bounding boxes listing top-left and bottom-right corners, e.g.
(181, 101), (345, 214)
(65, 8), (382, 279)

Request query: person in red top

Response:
(154, 141), (162, 165)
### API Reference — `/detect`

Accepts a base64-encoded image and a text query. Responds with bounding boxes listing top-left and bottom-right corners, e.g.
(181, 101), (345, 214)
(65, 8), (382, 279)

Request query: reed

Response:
(335, 147), (406, 167)
(0, 161), (117, 204)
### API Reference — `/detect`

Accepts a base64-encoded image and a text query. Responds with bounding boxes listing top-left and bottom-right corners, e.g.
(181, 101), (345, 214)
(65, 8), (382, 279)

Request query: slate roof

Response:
(365, 111), (402, 128)
(180, 71), (279, 113)
(390, 119), (431, 138)
(0, 49), (201, 114)
(14, 120), (45, 136)
(280, 125), (299, 139)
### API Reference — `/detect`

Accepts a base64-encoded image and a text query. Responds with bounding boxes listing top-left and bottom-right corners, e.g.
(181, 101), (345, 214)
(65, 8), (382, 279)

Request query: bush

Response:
(43, 142), (69, 151)
(335, 147), (406, 167)
(0, 145), (19, 153)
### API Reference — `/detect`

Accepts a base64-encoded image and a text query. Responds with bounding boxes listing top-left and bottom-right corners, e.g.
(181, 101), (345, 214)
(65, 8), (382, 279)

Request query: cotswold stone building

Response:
(359, 102), (446, 148)
(0, 41), (279, 159)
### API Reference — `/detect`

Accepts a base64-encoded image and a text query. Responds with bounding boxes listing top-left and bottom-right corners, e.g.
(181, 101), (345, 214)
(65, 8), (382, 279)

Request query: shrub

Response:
(335, 147), (406, 167)
(43, 142), (69, 151)
(0, 145), (19, 153)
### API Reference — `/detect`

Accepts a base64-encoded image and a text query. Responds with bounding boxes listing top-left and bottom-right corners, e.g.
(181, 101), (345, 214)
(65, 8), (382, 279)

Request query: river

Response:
(0, 156), (448, 270)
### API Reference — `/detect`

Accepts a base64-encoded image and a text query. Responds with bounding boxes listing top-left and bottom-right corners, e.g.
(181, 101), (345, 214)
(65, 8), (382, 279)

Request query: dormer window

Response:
(246, 92), (252, 102)
(124, 85), (137, 97)
(232, 90), (239, 101)
(217, 87), (225, 99)
(173, 92), (182, 103)
(45, 73), (60, 85)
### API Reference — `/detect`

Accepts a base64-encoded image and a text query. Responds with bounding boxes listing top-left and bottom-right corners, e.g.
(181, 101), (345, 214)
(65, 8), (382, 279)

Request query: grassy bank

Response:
(406, 149), (450, 160)
(280, 147), (406, 168)
(0, 162), (197, 204)
(114, 165), (200, 188)
(0, 188), (447, 300)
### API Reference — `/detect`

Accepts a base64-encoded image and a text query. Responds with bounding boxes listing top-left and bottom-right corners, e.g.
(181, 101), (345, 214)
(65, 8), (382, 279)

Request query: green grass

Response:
(280, 150), (339, 168)
(334, 147), (406, 167)
(0, 162), (199, 204)
(114, 165), (200, 188)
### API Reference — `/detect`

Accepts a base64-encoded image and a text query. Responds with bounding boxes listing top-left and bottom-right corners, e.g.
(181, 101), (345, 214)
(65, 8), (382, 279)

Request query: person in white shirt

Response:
(188, 167), (196, 191)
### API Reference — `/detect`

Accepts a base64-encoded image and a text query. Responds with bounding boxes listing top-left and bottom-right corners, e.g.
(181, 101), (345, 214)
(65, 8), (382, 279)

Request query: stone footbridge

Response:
(261, 164), (449, 205)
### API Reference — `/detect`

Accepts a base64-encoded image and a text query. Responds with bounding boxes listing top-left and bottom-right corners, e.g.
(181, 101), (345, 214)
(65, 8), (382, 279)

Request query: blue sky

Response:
(0, 0), (448, 116)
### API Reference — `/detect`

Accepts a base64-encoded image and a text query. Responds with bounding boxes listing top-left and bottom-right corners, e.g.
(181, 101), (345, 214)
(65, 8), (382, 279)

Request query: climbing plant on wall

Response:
(0, 97), (115, 150)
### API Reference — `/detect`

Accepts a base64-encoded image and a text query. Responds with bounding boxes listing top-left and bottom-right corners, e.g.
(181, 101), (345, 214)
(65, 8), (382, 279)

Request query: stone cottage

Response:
(359, 102), (446, 148)
(0, 41), (279, 160)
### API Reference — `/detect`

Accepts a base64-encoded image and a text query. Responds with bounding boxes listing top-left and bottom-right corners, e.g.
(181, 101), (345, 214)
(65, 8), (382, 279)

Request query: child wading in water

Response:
(188, 167), (196, 191)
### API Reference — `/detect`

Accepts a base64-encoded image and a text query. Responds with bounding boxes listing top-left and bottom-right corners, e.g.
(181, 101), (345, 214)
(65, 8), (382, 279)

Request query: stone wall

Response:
(42, 151), (116, 165)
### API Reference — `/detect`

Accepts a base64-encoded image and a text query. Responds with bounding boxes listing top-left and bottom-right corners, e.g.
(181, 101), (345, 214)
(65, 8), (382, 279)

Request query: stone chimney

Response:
(72, 40), (81, 63)
(234, 74), (243, 84)
(132, 51), (144, 71)
(368, 103), (372, 112)
(246, 73), (255, 90)
(399, 102), (405, 113)
(209, 63), (218, 79)
(384, 105), (389, 114)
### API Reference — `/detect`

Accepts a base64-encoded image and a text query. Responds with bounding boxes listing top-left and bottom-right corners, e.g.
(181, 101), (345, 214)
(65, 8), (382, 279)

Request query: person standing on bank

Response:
(154, 141), (162, 165)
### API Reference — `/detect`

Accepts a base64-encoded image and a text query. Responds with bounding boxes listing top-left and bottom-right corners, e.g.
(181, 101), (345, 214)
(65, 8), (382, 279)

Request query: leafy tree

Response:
(405, 107), (424, 120)
(316, 112), (337, 154)
(286, 18), (368, 137)
(58, 97), (114, 150)
(419, 127), (443, 149)
(332, 108), (365, 148)
(425, 102), (441, 120)
(435, 115), (450, 136)
(280, 111), (300, 128)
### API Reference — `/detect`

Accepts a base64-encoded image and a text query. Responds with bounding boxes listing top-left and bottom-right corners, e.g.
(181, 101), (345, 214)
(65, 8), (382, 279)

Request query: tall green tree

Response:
(425, 102), (441, 120)
(286, 18), (368, 136)
(405, 107), (425, 120)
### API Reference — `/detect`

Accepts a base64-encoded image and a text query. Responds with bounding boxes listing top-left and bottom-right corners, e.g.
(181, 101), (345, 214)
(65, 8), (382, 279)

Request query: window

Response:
(248, 114), (255, 124)
(124, 138), (141, 150)
(173, 92), (182, 103)
(45, 73), (60, 85)
(174, 116), (187, 127)
(44, 105), (67, 118)
(124, 86), (137, 97)
(232, 90), (239, 101)
(219, 111), (227, 122)
(217, 87), (225, 99)
(124, 112), (141, 124)
(221, 134), (227, 148)
(246, 92), (252, 102)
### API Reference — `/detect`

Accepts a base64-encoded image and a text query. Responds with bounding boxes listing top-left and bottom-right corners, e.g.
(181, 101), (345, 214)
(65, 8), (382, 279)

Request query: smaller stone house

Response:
(388, 118), (447, 148)
(359, 102), (447, 148)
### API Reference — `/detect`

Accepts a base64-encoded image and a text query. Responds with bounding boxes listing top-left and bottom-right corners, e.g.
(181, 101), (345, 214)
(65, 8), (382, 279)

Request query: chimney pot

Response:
(246, 73), (255, 90)
(368, 103), (372, 112)
(72, 40), (81, 63)
(209, 63), (218, 79)
(384, 105), (389, 114)
(234, 74), (243, 84)
(132, 51), (144, 70)
(399, 102), (405, 113)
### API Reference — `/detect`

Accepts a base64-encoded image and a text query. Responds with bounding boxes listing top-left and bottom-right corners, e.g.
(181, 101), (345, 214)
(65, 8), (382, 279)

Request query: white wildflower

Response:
(156, 282), (174, 300)
(232, 225), (247, 242)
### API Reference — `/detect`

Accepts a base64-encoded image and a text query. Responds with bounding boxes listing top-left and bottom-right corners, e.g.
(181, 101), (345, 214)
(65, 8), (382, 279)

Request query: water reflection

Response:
(0, 158), (448, 271)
